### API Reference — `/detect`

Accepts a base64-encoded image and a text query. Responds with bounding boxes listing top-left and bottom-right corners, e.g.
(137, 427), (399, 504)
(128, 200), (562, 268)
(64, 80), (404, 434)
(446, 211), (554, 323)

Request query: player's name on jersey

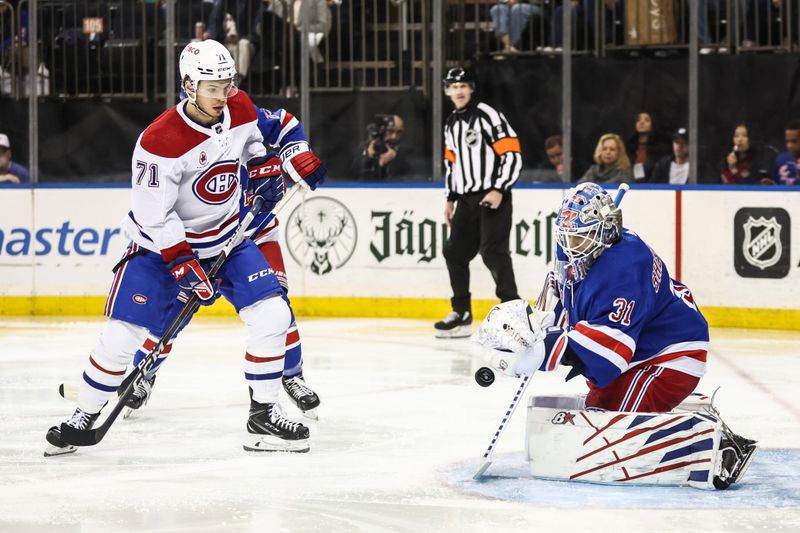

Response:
(0, 223), (122, 256)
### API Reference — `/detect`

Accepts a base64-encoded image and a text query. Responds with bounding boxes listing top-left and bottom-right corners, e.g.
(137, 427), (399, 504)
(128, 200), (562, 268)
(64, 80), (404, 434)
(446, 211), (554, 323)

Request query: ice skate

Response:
(244, 400), (310, 453)
(713, 433), (758, 489)
(121, 374), (156, 420)
(44, 408), (100, 457)
(434, 310), (472, 338)
(282, 374), (320, 420)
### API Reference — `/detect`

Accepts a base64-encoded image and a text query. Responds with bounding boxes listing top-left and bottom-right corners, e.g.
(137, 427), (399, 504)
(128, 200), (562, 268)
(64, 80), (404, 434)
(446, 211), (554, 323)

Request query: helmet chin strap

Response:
(186, 81), (218, 122)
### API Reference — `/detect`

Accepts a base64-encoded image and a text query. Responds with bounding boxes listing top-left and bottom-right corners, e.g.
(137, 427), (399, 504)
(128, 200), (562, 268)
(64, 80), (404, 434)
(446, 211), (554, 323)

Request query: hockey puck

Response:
(475, 367), (495, 387)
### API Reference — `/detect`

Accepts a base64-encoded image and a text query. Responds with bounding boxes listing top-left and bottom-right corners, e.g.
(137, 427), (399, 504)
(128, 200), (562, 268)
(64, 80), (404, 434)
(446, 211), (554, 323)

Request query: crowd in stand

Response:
(487, 0), (800, 55)
(541, 113), (800, 185)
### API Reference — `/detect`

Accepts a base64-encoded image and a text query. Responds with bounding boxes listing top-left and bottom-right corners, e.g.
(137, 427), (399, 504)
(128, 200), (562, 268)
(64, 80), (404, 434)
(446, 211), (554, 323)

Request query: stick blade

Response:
(59, 422), (104, 447)
(473, 460), (492, 480)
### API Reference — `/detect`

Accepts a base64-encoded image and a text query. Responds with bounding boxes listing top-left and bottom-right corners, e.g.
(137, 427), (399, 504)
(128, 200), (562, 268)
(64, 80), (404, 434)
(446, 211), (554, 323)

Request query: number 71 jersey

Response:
(561, 230), (710, 388)
(123, 91), (267, 259)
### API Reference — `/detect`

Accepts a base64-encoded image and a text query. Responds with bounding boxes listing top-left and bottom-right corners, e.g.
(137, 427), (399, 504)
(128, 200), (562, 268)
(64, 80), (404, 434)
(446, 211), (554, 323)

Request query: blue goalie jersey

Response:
(560, 230), (709, 388)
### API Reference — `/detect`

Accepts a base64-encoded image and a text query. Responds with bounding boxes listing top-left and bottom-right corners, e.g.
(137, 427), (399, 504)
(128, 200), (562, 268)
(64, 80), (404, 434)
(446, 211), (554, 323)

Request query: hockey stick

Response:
(56, 185), (304, 406)
(473, 374), (532, 480)
(614, 183), (630, 206)
(60, 186), (302, 447)
(472, 184), (631, 479)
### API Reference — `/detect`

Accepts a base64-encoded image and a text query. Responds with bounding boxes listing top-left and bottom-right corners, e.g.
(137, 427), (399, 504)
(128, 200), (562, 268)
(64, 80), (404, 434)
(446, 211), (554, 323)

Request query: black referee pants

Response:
(443, 191), (520, 314)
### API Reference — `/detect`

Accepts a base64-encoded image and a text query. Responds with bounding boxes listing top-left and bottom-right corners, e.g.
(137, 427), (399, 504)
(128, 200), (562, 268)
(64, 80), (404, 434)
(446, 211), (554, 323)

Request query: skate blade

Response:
(435, 326), (472, 339)
(44, 443), (77, 458)
(122, 407), (135, 420)
(302, 408), (319, 421)
(732, 447), (759, 484)
(243, 435), (310, 453)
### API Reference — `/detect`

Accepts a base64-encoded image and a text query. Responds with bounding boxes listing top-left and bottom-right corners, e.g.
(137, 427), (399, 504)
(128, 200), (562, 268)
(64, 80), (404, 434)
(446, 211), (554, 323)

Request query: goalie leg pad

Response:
(524, 398), (756, 490)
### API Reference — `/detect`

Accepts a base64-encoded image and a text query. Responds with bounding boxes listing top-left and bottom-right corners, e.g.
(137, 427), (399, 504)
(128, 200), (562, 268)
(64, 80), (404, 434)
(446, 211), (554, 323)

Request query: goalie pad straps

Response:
(538, 327), (569, 373)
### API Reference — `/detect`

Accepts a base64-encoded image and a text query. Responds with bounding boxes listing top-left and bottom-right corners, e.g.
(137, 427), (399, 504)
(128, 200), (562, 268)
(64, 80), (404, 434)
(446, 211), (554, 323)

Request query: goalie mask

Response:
(554, 182), (622, 289)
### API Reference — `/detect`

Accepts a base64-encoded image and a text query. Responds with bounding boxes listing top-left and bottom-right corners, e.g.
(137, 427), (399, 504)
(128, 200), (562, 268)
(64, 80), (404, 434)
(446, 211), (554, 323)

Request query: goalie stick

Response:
(472, 183), (631, 480)
(59, 185), (302, 447)
(473, 374), (531, 480)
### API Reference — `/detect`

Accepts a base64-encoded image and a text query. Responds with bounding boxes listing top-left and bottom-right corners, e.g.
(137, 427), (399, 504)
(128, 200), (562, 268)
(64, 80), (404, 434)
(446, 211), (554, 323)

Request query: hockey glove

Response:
(280, 142), (327, 190)
(246, 154), (285, 211)
(473, 299), (551, 354)
(161, 241), (218, 305)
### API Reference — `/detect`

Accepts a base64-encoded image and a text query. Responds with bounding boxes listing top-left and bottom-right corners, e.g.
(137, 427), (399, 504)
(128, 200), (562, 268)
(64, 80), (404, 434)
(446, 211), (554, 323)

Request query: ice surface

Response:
(0, 318), (798, 532)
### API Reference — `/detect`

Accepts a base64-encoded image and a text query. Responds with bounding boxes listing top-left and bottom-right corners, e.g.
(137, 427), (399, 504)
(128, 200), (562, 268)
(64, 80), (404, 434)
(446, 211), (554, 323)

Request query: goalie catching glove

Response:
(474, 299), (569, 378)
(280, 142), (326, 191)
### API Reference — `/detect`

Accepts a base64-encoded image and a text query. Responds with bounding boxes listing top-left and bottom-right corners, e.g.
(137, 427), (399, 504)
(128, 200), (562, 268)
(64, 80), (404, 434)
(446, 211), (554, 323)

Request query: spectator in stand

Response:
(652, 128), (690, 184)
(626, 111), (669, 183)
(191, 21), (208, 42)
(272, 0), (333, 64)
(581, 133), (632, 184)
(741, 0), (797, 48)
(772, 119), (800, 185)
(544, 135), (565, 181)
(224, 13), (255, 89)
(720, 123), (772, 185)
(551, 0), (591, 49)
(489, 0), (543, 53)
(0, 133), (29, 184)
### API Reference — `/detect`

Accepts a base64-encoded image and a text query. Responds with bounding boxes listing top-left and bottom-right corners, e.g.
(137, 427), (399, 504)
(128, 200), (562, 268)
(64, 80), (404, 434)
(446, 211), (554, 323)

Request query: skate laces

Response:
(67, 409), (95, 430)
(269, 403), (301, 432)
(133, 377), (153, 399)
(285, 376), (313, 399)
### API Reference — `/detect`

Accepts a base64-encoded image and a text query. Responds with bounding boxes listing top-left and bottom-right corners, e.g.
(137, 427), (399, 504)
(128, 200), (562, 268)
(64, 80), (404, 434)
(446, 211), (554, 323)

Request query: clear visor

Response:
(194, 78), (239, 99)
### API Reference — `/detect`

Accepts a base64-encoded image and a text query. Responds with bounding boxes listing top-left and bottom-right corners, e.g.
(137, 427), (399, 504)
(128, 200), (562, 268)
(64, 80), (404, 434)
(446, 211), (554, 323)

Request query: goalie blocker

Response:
(525, 394), (757, 490)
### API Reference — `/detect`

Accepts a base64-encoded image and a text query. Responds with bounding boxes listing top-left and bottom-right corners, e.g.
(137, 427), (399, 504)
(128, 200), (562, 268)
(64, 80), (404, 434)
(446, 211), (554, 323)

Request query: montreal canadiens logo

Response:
(132, 294), (147, 305)
(193, 160), (240, 205)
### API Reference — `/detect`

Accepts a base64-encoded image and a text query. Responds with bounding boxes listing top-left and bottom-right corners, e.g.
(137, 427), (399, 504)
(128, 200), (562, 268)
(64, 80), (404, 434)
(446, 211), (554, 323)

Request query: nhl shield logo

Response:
(464, 128), (480, 148)
(734, 207), (791, 279)
(286, 197), (357, 275)
(742, 216), (782, 270)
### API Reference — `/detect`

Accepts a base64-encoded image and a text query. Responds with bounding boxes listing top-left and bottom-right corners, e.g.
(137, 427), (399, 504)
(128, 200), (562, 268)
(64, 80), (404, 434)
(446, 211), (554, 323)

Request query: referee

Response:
(434, 67), (522, 338)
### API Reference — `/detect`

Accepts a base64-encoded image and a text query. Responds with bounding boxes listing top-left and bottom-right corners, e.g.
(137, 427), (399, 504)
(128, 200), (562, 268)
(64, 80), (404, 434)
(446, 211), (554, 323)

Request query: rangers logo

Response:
(286, 197), (357, 275)
(192, 160), (239, 205)
(742, 216), (782, 270)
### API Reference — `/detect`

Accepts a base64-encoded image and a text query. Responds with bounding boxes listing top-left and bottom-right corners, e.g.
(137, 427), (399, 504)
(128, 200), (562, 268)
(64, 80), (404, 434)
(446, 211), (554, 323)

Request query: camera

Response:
(365, 114), (395, 156)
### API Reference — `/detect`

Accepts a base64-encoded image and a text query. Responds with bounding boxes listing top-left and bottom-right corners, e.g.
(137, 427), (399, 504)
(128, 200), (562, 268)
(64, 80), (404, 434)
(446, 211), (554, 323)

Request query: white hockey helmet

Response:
(179, 39), (238, 98)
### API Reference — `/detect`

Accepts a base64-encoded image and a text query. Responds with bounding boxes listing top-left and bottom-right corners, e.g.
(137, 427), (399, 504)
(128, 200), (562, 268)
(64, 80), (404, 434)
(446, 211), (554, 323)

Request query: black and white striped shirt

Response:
(443, 101), (522, 200)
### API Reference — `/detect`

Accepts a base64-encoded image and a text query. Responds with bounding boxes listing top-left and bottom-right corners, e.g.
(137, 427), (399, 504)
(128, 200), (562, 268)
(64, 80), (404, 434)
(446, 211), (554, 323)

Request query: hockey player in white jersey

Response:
(123, 154), (322, 418)
(45, 39), (324, 456)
